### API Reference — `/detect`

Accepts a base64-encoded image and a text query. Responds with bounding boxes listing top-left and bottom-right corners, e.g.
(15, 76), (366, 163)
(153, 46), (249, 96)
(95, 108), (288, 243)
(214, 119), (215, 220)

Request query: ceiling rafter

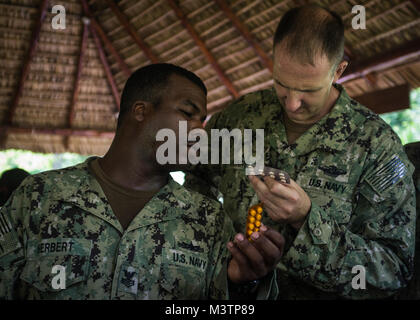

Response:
(65, 17), (89, 150)
(89, 20), (121, 111)
(105, 0), (159, 64)
(339, 37), (420, 83)
(165, 0), (239, 98)
(6, 0), (49, 126)
(68, 18), (89, 129)
(214, 0), (273, 73)
(1, 0), (49, 148)
(80, 0), (131, 78)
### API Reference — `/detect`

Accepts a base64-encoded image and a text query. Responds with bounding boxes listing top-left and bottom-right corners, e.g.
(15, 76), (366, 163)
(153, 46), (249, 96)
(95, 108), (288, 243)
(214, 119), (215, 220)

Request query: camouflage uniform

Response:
(395, 142), (420, 299)
(0, 158), (236, 300)
(185, 84), (416, 299)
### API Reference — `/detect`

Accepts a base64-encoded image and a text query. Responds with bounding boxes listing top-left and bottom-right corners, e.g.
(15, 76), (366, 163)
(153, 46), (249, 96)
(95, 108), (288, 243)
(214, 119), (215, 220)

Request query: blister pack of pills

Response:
(245, 166), (290, 240)
(246, 165), (290, 184)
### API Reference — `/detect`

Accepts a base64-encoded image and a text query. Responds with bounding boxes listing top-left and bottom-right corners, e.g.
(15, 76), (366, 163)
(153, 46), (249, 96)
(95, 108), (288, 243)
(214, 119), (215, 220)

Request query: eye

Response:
(180, 110), (192, 117)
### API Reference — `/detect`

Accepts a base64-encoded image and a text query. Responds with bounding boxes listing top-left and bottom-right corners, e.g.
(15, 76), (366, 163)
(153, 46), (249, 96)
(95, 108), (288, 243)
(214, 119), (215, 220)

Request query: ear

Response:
(132, 101), (149, 122)
(333, 60), (348, 83)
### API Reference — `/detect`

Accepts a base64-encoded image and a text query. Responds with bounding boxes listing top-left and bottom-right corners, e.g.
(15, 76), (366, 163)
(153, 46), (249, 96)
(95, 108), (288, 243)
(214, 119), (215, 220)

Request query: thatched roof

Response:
(1, 0), (419, 155)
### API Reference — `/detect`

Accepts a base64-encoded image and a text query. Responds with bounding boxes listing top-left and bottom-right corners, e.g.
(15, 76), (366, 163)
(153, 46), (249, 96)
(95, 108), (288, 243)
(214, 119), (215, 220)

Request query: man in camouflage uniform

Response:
(185, 5), (416, 299)
(0, 64), (283, 299)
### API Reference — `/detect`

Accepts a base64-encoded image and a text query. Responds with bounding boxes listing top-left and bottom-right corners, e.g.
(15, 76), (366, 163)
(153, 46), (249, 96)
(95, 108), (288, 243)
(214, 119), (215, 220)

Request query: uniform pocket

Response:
(20, 254), (90, 293)
(304, 189), (353, 225)
(159, 248), (207, 299)
(20, 238), (92, 295)
(299, 175), (354, 225)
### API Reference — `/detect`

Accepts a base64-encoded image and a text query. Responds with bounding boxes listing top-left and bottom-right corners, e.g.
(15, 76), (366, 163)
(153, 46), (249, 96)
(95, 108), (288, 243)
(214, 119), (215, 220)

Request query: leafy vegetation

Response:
(379, 88), (420, 145)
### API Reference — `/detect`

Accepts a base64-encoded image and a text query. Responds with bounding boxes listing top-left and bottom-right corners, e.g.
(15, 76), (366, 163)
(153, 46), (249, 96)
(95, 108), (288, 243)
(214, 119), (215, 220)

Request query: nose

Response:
(283, 91), (302, 112)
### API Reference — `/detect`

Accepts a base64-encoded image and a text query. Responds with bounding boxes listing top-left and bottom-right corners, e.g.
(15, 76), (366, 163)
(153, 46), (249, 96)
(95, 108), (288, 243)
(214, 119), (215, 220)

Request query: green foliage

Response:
(0, 149), (89, 176)
(380, 88), (420, 145)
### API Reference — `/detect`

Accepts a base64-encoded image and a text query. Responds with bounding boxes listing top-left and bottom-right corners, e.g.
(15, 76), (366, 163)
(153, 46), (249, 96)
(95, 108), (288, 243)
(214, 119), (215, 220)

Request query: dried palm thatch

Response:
(0, 0), (419, 155)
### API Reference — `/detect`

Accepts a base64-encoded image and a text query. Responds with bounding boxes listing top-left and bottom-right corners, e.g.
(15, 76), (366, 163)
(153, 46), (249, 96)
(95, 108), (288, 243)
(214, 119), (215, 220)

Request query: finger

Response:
(249, 231), (281, 267)
(248, 175), (268, 193)
(249, 176), (284, 204)
(263, 176), (294, 199)
(259, 224), (285, 255)
(227, 241), (258, 281)
(227, 244), (255, 283)
(233, 234), (268, 277)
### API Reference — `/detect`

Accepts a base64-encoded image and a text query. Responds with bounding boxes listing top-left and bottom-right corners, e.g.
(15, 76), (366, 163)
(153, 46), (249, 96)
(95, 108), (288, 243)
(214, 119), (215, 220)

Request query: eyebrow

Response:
(184, 99), (206, 122)
(274, 79), (322, 92)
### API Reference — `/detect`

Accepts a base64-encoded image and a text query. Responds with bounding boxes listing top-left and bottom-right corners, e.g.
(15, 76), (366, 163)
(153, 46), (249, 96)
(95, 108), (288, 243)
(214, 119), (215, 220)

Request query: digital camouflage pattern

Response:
(0, 157), (236, 300)
(185, 84), (417, 299)
(395, 142), (420, 299)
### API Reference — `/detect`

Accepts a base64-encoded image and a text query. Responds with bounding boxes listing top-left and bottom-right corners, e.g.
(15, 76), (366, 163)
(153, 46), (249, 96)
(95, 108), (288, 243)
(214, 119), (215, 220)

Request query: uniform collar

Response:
(51, 158), (197, 233)
(50, 157), (123, 233)
(126, 177), (198, 232)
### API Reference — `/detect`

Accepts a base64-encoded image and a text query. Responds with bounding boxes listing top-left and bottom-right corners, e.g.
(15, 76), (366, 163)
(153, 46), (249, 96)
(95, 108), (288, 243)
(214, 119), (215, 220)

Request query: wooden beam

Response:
(166, 0), (239, 98)
(65, 17), (90, 150)
(2, 125), (115, 138)
(105, 0), (159, 63)
(80, 0), (131, 78)
(89, 23), (121, 111)
(363, 72), (378, 89)
(6, 0), (49, 125)
(68, 18), (89, 129)
(338, 38), (420, 83)
(214, 0), (273, 72)
(353, 84), (411, 114)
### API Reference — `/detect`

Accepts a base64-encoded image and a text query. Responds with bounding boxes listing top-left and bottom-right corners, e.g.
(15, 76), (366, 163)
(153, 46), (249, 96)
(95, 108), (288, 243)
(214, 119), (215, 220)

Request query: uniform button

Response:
(313, 228), (322, 237)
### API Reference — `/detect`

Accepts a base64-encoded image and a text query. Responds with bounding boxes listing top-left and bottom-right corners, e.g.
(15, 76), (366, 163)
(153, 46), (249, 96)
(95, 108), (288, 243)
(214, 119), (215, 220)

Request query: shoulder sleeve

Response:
(0, 184), (28, 299)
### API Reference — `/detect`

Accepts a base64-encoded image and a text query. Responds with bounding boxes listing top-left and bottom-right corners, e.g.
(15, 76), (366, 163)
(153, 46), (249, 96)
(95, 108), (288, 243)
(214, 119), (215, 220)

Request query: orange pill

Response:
(249, 209), (256, 216)
(255, 221), (261, 227)
(257, 206), (263, 214)
(248, 223), (255, 230)
(256, 214), (262, 221)
(248, 216), (256, 223)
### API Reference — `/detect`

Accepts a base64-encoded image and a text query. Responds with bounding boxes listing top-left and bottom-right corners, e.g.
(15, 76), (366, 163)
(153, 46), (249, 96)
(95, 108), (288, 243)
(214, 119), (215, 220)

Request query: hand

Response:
(227, 224), (285, 284)
(249, 175), (311, 230)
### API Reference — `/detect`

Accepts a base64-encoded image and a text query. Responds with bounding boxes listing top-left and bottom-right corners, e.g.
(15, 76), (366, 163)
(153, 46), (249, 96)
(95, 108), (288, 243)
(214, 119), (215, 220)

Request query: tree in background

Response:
(380, 88), (420, 145)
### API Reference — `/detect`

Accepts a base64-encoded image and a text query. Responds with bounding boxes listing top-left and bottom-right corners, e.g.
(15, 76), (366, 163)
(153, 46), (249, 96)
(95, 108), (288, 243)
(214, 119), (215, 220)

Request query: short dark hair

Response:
(273, 4), (344, 68)
(118, 63), (207, 127)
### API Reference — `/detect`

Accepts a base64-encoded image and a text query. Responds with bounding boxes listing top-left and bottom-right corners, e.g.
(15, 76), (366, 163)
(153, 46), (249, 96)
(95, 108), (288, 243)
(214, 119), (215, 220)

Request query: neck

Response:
(284, 85), (340, 144)
(99, 132), (168, 191)
(283, 114), (313, 144)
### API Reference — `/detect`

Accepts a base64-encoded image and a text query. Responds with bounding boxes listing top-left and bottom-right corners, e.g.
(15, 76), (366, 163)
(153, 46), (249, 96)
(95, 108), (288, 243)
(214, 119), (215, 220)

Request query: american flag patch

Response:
(366, 154), (408, 193)
(0, 211), (12, 237)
